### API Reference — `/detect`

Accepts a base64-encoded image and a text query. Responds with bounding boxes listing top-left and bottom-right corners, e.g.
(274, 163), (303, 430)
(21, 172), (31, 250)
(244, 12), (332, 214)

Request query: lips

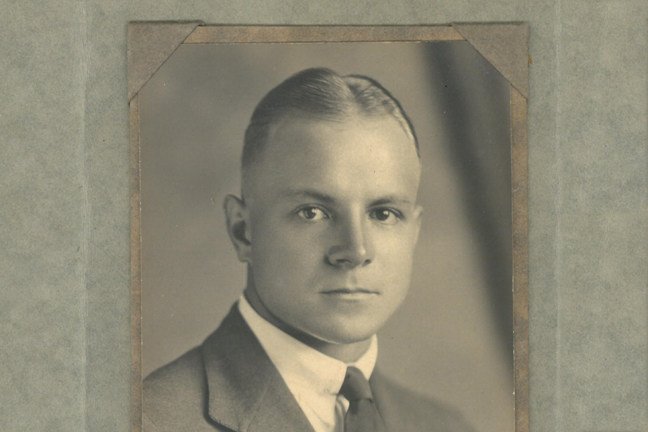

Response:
(321, 288), (379, 295)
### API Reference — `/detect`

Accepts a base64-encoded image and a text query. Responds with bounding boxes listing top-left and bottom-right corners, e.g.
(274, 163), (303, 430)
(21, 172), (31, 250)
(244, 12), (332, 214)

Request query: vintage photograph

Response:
(134, 31), (521, 432)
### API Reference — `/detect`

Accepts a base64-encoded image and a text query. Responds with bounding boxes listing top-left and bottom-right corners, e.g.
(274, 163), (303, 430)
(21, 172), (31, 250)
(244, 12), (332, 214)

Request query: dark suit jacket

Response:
(143, 304), (474, 432)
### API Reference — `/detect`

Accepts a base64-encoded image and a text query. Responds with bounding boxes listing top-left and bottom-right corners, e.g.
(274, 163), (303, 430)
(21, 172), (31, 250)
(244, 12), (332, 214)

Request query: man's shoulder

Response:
(372, 371), (475, 432)
(143, 347), (213, 431)
(144, 346), (205, 394)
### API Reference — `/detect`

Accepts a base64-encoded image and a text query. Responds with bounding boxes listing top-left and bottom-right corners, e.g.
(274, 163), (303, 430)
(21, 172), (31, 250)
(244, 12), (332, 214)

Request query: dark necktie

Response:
(339, 366), (386, 432)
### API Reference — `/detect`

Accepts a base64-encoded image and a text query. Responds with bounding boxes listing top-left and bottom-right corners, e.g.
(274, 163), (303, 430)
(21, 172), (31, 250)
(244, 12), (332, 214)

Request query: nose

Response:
(326, 215), (375, 268)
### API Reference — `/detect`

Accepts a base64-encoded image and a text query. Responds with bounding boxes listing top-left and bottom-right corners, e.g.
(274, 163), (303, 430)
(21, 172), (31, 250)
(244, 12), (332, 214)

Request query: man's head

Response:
(224, 68), (423, 353)
(241, 67), (419, 190)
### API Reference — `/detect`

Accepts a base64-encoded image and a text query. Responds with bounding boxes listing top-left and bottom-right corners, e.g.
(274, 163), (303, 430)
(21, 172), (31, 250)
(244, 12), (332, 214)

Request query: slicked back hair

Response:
(241, 68), (419, 184)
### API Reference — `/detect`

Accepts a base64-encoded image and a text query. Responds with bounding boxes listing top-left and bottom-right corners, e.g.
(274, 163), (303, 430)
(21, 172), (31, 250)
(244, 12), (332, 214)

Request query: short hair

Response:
(241, 67), (419, 177)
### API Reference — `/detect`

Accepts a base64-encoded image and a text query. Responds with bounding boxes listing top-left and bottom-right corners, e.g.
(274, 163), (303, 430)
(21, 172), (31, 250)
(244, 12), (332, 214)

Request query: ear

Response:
(223, 194), (252, 263)
(413, 204), (424, 244)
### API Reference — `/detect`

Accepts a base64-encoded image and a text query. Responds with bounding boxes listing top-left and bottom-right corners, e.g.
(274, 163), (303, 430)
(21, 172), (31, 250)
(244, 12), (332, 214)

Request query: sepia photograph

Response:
(6, 1), (648, 430)
(132, 27), (526, 432)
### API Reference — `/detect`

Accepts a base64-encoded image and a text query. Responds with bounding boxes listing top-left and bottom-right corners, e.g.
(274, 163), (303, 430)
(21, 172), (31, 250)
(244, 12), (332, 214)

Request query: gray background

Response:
(1, 1), (647, 432)
(139, 41), (513, 432)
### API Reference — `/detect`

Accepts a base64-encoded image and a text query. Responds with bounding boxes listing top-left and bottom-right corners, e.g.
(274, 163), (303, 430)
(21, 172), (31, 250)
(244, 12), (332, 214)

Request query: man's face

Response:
(241, 115), (422, 344)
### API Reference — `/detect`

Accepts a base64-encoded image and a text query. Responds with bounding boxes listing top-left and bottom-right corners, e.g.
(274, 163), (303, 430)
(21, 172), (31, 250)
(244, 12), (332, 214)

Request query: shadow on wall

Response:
(426, 42), (513, 369)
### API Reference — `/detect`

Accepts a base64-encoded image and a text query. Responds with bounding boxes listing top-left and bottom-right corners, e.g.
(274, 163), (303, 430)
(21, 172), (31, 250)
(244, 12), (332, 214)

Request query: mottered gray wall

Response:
(1, 1), (647, 431)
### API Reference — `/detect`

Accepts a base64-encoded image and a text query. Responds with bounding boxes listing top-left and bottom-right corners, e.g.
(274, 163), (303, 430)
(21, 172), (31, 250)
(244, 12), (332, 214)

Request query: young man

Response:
(143, 68), (474, 432)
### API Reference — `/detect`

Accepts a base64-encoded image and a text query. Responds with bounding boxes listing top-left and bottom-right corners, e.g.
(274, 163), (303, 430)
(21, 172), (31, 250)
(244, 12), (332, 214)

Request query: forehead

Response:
(244, 116), (421, 201)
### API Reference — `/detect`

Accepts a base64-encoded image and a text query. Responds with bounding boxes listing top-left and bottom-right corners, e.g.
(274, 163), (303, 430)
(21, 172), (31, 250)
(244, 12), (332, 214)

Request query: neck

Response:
(244, 270), (373, 363)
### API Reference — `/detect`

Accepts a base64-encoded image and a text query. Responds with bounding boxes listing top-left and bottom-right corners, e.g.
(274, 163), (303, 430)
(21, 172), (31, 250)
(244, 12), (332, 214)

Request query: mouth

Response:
(321, 288), (380, 298)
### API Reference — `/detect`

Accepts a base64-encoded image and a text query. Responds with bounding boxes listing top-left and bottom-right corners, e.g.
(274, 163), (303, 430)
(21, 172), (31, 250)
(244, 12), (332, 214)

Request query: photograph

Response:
(5, 1), (646, 430)
(133, 30), (522, 432)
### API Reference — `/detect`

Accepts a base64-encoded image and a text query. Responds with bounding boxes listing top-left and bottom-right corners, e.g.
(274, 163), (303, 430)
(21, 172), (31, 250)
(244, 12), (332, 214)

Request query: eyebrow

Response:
(280, 189), (336, 204)
(369, 196), (413, 207)
(280, 189), (413, 206)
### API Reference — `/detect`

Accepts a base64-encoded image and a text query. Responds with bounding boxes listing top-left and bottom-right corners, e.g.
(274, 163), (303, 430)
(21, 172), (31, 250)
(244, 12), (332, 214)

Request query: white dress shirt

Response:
(238, 296), (378, 432)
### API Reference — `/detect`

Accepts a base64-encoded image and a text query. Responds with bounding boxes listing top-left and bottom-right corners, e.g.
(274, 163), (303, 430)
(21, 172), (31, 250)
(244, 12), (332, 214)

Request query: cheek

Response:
(376, 225), (418, 258)
(250, 221), (324, 283)
(375, 229), (418, 283)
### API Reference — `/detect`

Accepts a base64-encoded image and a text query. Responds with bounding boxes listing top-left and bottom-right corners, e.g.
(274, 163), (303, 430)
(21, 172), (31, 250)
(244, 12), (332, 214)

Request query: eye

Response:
(297, 206), (328, 221)
(370, 208), (400, 225)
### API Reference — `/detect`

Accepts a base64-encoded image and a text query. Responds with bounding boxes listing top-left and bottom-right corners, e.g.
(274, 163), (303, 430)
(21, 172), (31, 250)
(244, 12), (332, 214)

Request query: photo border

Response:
(128, 23), (529, 432)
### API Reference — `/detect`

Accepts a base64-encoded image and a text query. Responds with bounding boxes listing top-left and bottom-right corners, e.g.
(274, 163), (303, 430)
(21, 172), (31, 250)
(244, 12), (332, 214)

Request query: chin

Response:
(309, 321), (383, 345)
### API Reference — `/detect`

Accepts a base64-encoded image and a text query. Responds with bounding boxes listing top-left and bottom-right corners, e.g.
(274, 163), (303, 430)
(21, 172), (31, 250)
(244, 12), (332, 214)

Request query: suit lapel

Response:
(370, 368), (399, 432)
(200, 305), (315, 432)
(246, 372), (317, 432)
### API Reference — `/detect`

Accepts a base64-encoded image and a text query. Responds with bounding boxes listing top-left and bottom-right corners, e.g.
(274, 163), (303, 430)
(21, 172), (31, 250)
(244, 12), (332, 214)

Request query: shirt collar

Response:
(238, 295), (378, 426)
